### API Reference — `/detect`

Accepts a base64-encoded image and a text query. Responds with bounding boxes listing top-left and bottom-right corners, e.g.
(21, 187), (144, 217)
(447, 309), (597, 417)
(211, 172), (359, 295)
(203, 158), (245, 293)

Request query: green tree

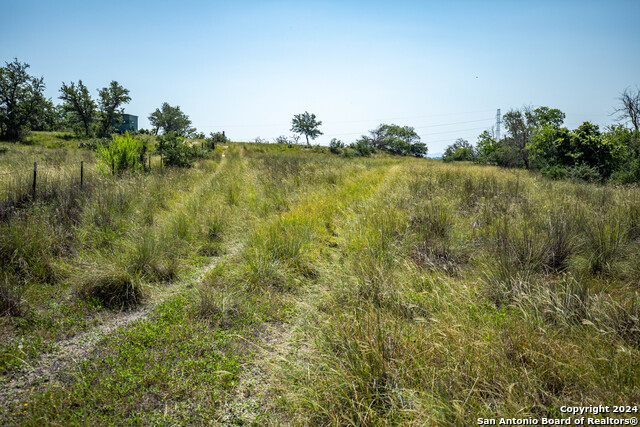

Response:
(442, 138), (476, 162)
(528, 122), (625, 180)
(362, 124), (427, 157)
(148, 103), (194, 136)
(527, 125), (573, 168)
(59, 80), (96, 137)
(207, 131), (228, 148)
(329, 138), (345, 154)
(98, 81), (131, 136)
(28, 97), (59, 131)
(0, 58), (47, 141)
(502, 106), (565, 168)
(291, 111), (323, 145)
(476, 130), (497, 163)
(606, 125), (640, 183)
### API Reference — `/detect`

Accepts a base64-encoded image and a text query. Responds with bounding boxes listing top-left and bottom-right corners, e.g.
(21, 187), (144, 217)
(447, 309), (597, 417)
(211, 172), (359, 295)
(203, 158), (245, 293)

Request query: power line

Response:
(197, 109), (497, 130)
(323, 118), (494, 138)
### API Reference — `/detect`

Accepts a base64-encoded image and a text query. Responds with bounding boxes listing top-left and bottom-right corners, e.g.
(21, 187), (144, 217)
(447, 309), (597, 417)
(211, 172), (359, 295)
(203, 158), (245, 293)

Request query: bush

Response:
(207, 131), (228, 148)
(97, 132), (146, 174)
(329, 138), (345, 154)
(273, 135), (289, 145)
(566, 164), (602, 183)
(541, 164), (567, 180)
(157, 132), (202, 167)
(350, 139), (375, 157)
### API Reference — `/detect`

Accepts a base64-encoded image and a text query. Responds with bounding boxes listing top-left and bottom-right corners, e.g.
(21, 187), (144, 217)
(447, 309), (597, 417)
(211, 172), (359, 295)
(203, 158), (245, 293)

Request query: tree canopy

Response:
(0, 58), (47, 141)
(59, 80), (97, 137)
(360, 124), (427, 157)
(97, 81), (131, 136)
(291, 111), (323, 145)
(442, 138), (476, 162)
(148, 102), (194, 136)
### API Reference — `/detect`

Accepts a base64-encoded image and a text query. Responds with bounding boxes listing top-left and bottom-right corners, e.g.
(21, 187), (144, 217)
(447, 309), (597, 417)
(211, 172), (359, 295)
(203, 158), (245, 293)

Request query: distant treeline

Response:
(0, 58), (218, 142)
(442, 91), (640, 184)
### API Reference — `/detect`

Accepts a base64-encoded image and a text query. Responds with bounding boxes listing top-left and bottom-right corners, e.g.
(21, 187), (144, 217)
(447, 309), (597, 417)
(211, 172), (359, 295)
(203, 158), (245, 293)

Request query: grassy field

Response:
(1, 132), (639, 425)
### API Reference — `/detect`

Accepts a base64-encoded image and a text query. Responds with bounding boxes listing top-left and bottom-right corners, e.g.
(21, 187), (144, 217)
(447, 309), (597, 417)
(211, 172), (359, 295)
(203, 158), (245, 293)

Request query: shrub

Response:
(156, 131), (200, 167)
(97, 132), (146, 174)
(566, 164), (602, 183)
(541, 164), (567, 180)
(329, 138), (345, 154)
(207, 131), (228, 148)
(273, 135), (289, 145)
(350, 139), (374, 157)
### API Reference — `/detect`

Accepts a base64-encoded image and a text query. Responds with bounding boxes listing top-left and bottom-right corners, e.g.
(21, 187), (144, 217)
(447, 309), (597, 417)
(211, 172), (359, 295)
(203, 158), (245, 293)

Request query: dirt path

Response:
(0, 256), (224, 408)
(215, 164), (401, 425)
(0, 148), (233, 409)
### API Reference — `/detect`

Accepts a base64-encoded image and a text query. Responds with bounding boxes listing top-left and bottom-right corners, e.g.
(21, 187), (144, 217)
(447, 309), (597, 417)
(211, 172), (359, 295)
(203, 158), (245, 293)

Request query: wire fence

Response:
(0, 151), (168, 204)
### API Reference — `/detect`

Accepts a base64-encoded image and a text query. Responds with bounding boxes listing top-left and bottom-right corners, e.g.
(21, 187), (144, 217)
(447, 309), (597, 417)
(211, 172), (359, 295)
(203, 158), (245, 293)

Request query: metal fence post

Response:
(32, 162), (37, 198)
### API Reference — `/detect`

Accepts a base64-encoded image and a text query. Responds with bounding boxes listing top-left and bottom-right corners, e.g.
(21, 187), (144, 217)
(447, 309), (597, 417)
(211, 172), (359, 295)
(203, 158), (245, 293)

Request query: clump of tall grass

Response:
(196, 267), (248, 328)
(72, 259), (143, 308)
(0, 274), (25, 317)
(125, 229), (178, 282)
(542, 209), (579, 273)
(244, 213), (318, 284)
(0, 215), (59, 284)
(510, 275), (590, 327)
(199, 209), (227, 256)
(581, 213), (628, 275)
(310, 307), (416, 424)
(408, 198), (468, 275)
(483, 217), (549, 305)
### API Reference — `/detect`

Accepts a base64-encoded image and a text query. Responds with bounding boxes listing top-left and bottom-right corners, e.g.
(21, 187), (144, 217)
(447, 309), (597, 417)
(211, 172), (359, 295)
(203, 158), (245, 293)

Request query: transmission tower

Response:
(496, 108), (501, 141)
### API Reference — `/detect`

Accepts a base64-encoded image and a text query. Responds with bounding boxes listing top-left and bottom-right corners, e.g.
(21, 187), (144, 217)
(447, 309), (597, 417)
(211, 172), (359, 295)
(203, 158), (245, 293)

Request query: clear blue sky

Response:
(2, 0), (639, 153)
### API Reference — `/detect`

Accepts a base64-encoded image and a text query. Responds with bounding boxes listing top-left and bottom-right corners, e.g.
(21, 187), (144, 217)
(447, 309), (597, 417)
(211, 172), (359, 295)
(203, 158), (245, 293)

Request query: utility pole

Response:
(496, 109), (501, 141)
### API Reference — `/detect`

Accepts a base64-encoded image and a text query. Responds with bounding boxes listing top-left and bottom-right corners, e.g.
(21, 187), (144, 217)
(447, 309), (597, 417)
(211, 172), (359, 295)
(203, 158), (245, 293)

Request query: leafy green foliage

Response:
(291, 111), (323, 145)
(148, 102), (194, 136)
(500, 106), (565, 168)
(360, 123), (427, 157)
(475, 130), (497, 163)
(350, 138), (374, 157)
(97, 132), (146, 174)
(442, 138), (476, 162)
(0, 58), (48, 141)
(97, 81), (131, 137)
(59, 80), (97, 137)
(528, 122), (625, 180)
(329, 138), (345, 154)
(207, 131), (228, 148)
(156, 131), (201, 167)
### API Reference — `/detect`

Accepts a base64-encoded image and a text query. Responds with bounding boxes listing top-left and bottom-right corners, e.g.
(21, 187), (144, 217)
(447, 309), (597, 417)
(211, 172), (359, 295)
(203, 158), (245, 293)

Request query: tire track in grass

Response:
(0, 149), (233, 409)
(216, 162), (402, 425)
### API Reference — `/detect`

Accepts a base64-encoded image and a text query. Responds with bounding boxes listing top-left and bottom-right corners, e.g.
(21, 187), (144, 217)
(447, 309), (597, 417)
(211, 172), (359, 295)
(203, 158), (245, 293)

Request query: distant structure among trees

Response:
(114, 114), (138, 133)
